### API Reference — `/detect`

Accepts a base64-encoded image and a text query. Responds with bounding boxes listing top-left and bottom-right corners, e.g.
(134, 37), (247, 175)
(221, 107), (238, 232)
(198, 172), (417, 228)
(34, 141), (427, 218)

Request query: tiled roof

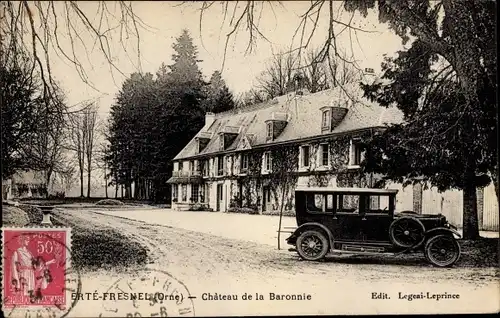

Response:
(173, 83), (404, 161)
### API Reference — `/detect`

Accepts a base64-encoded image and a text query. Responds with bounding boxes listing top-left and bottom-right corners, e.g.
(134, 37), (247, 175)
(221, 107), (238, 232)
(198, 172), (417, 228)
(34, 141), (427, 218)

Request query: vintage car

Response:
(286, 187), (462, 267)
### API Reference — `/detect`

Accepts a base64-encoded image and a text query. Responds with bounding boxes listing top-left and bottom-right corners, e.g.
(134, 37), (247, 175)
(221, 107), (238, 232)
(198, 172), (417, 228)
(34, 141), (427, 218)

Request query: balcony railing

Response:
(173, 170), (202, 177)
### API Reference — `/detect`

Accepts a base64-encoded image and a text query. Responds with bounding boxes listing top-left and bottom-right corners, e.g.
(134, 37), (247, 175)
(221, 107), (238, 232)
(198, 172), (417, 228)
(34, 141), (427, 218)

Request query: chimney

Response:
(293, 73), (309, 95)
(205, 112), (215, 129)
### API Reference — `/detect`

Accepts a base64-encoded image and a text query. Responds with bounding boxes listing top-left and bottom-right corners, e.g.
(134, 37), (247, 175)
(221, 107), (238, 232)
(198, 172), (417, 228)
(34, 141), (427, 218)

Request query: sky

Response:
(46, 1), (406, 121)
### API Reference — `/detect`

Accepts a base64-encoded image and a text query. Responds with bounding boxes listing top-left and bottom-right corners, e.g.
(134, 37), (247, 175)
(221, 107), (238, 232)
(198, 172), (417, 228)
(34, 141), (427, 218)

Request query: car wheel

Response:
(389, 216), (426, 248)
(424, 234), (461, 267)
(296, 230), (329, 261)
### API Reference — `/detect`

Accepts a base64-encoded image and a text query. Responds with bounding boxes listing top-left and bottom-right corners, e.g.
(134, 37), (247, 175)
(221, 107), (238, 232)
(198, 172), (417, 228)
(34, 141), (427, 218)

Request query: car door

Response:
(360, 194), (393, 242)
(331, 193), (365, 241)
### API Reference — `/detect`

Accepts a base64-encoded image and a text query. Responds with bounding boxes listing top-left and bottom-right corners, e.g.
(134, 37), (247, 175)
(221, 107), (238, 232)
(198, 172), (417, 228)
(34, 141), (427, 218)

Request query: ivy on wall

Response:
(238, 149), (264, 210)
(269, 144), (300, 212)
(200, 128), (380, 212)
(328, 135), (351, 172)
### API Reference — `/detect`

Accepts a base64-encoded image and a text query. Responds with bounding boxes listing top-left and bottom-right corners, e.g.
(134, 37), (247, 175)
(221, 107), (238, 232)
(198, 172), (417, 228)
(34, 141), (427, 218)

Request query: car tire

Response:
(296, 230), (329, 261)
(424, 234), (461, 267)
(389, 216), (426, 249)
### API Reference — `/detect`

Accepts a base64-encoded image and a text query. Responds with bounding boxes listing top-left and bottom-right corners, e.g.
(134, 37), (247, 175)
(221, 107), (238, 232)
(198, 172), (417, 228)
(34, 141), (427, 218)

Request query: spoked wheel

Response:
(424, 234), (461, 267)
(296, 230), (329, 261)
(389, 216), (426, 248)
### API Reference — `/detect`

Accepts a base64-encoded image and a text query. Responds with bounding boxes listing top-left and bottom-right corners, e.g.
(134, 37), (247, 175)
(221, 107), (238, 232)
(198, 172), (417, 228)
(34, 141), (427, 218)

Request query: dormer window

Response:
(196, 136), (211, 153)
(322, 110), (330, 129)
(265, 113), (288, 142)
(219, 127), (239, 150)
(266, 122), (273, 140)
(320, 106), (348, 133)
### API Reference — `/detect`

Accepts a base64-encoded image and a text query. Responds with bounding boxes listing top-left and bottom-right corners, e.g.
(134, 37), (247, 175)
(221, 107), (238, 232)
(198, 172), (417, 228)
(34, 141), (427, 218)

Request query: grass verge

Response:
(459, 238), (499, 268)
(95, 199), (125, 206)
(2, 205), (30, 226)
(19, 205), (148, 270)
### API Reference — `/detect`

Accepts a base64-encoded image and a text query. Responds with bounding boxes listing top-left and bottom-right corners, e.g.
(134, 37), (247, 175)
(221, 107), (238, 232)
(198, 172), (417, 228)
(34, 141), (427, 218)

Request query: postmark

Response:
(2, 227), (82, 318)
(97, 268), (196, 317)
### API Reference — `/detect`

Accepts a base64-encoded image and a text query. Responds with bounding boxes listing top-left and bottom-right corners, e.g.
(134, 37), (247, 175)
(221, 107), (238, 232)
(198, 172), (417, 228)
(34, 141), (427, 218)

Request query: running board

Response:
(330, 249), (394, 256)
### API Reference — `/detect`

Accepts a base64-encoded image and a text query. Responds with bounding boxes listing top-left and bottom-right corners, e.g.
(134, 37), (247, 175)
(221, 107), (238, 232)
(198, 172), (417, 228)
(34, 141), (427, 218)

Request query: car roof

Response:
(295, 187), (398, 194)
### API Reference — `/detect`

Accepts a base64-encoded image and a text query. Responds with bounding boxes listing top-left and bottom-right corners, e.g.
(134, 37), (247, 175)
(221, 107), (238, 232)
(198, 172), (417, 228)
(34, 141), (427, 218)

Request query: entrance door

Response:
(216, 184), (223, 211)
(262, 186), (271, 212)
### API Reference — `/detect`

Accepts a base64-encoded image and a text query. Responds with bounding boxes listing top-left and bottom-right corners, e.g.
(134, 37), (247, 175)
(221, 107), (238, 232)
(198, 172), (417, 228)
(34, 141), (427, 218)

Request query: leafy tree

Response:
(355, 2), (497, 239)
(213, 86), (236, 113)
(1, 63), (43, 179)
(107, 29), (206, 202)
(167, 29), (204, 87)
(202, 71), (236, 113)
(108, 72), (157, 199)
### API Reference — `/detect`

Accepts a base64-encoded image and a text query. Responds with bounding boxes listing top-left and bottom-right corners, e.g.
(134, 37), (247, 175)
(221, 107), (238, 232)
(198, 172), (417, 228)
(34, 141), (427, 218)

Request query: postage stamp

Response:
(2, 227), (81, 317)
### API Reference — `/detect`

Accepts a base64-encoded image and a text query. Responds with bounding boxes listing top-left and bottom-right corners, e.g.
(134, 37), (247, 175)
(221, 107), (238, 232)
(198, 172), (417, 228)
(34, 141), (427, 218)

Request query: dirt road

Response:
(54, 208), (498, 316)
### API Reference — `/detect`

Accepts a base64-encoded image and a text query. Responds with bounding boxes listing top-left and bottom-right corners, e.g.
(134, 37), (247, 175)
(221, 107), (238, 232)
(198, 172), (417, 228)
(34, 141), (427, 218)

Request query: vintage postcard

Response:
(1, 1), (498, 317)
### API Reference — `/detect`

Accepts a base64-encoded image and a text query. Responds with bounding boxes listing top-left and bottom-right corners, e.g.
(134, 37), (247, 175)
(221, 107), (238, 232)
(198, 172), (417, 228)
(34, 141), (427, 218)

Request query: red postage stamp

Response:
(2, 227), (73, 311)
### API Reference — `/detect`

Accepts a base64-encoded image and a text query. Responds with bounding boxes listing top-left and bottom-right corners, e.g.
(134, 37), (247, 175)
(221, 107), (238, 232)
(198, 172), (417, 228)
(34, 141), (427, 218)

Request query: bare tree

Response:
(326, 52), (363, 87)
(302, 49), (330, 93)
(194, 1), (368, 75)
(66, 102), (99, 198)
(21, 84), (71, 193)
(0, 1), (148, 110)
(67, 110), (86, 197)
(82, 104), (99, 198)
(237, 89), (268, 107)
(256, 51), (298, 99)
(243, 48), (360, 105)
(95, 121), (111, 199)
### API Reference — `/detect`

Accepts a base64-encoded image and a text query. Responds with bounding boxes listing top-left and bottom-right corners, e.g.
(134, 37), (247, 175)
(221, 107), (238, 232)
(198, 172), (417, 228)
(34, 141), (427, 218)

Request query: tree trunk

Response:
(45, 169), (53, 198)
(125, 183), (131, 199)
(87, 170), (91, 198)
(489, 166), (499, 208)
(115, 183), (118, 199)
(80, 170), (84, 198)
(104, 161), (109, 199)
(104, 176), (109, 199)
(462, 183), (480, 240)
(133, 179), (139, 199)
(277, 186), (287, 250)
